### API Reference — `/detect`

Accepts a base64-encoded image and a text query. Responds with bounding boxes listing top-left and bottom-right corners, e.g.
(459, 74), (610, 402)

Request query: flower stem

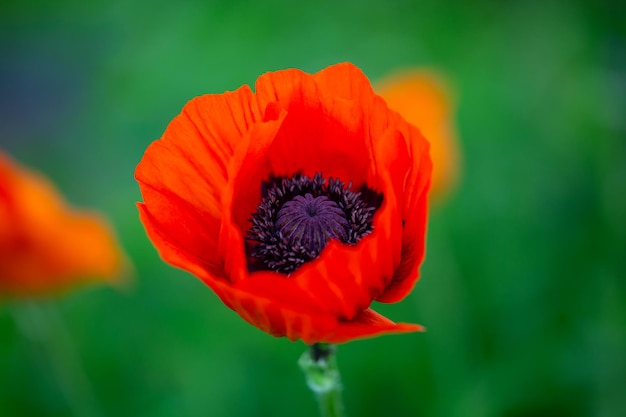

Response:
(299, 343), (346, 417)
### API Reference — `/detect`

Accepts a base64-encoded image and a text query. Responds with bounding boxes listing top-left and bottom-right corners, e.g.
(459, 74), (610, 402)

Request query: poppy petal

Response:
(324, 308), (424, 344)
(254, 67), (375, 187)
(137, 202), (225, 279)
(136, 86), (264, 274)
(206, 279), (423, 344)
(377, 116), (432, 303)
(313, 62), (377, 102)
(220, 112), (287, 283)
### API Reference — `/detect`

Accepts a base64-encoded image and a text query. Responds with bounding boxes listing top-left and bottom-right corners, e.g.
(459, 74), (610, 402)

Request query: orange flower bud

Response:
(376, 69), (460, 202)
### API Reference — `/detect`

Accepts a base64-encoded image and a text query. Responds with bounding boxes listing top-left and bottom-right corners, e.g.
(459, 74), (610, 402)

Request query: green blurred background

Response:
(1, 0), (625, 416)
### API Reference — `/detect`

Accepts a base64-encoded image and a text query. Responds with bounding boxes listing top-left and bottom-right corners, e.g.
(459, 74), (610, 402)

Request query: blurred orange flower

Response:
(136, 63), (432, 344)
(376, 69), (459, 201)
(0, 151), (128, 297)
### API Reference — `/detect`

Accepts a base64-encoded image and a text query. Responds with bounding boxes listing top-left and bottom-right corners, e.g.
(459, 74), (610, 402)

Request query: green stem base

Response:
(299, 343), (346, 417)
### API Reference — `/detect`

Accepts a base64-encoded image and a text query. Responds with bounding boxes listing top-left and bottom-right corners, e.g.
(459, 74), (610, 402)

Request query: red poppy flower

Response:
(0, 150), (128, 297)
(136, 62), (432, 344)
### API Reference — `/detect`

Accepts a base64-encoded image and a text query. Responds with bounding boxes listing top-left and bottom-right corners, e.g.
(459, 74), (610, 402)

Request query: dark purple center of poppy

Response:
(275, 193), (349, 253)
(246, 173), (383, 274)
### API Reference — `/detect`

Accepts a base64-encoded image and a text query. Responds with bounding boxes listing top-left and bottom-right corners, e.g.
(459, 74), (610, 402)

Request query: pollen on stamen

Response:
(246, 173), (383, 274)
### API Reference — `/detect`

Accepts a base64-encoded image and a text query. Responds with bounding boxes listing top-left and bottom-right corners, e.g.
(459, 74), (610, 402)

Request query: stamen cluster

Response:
(247, 173), (383, 274)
